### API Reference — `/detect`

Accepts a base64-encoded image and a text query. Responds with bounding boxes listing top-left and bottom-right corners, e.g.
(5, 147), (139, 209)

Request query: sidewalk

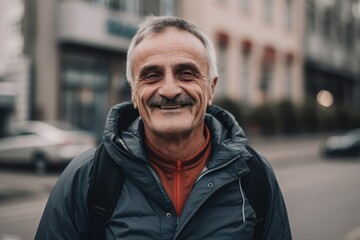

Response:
(248, 134), (326, 167)
(0, 171), (58, 203)
(344, 225), (360, 240)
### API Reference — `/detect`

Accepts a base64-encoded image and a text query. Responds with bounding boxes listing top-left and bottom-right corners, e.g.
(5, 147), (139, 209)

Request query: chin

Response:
(153, 124), (192, 137)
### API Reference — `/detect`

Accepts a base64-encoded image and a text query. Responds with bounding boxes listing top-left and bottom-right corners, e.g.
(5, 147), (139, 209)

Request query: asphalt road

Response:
(276, 158), (360, 240)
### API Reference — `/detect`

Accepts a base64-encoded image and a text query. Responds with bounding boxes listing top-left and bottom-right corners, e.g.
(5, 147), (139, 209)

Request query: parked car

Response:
(322, 128), (360, 158)
(0, 121), (96, 174)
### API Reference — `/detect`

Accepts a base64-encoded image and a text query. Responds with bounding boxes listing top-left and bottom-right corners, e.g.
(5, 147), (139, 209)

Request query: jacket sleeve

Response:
(261, 156), (292, 240)
(34, 148), (95, 240)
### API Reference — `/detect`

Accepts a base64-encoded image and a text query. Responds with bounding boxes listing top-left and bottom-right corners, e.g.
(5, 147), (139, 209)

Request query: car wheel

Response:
(33, 154), (48, 175)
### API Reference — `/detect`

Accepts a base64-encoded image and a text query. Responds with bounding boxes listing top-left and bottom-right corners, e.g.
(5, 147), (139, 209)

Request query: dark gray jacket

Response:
(35, 101), (292, 239)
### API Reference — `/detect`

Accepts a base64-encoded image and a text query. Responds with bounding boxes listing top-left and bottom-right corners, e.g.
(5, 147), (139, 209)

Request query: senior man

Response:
(35, 16), (292, 240)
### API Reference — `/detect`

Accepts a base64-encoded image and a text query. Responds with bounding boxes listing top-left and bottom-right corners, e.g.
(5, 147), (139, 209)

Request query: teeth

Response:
(159, 105), (182, 109)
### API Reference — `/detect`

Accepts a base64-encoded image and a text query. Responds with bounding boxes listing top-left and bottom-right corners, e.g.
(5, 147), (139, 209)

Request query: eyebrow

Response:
(138, 65), (164, 79)
(138, 62), (203, 79)
(172, 62), (201, 74)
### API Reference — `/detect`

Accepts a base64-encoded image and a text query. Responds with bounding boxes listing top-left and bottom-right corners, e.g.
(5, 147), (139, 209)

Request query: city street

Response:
(277, 158), (360, 240)
(0, 136), (360, 240)
(1, 1), (359, 239)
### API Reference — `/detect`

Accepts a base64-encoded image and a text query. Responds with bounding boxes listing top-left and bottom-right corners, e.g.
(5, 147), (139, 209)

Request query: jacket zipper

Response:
(174, 155), (246, 239)
(175, 160), (182, 217)
(147, 162), (178, 218)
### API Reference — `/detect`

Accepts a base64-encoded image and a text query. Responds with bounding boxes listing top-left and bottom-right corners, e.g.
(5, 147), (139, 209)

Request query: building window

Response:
(260, 65), (273, 101)
(111, 0), (143, 15)
(337, 19), (343, 46)
(263, 0), (273, 22)
(91, 0), (111, 7)
(216, 32), (229, 96)
(88, 0), (150, 16)
(241, 40), (252, 102)
(143, 0), (160, 16)
(345, 21), (354, 51)
(87, 0), (164, 16)
(260, 47), (275, 101)
(61, 52), (109, 141)
(284, 0), (293, 30)
(306, 0), (316, 33)
(284, 54), (293, 99)
(322, 9), (332, 39)
(239, 0), (251, 12)
(332, 18), (339, 45)
(125, 0), (143, 15)
(10, 20), (22, 34)
(217, 0), (227, 5)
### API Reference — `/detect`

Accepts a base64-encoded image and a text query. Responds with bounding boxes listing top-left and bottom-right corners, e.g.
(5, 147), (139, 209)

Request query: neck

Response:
(144, 124), (207, 160)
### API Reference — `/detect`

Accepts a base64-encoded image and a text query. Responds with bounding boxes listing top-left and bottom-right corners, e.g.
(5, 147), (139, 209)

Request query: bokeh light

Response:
(316, 90), (334, 108)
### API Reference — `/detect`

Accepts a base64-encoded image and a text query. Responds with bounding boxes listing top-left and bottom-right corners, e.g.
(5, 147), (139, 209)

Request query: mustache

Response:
(148, 94), (195, 106)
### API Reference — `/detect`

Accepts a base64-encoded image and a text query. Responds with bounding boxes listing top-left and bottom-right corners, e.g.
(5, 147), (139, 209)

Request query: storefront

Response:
(56, 1), (137, 141)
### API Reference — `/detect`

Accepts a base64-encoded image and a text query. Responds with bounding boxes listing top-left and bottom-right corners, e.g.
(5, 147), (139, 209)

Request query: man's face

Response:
(131, 28), (217, 139)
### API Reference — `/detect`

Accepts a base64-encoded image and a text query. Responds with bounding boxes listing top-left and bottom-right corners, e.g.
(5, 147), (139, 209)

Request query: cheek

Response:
(195, 82), (212, 103)
(134, 84), (156, 107)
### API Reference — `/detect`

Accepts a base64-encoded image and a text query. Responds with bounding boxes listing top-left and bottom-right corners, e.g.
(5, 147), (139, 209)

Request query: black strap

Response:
(88, 143), (125, 240)
(87, 143), (269, 240)
(243, 145), (270, 240)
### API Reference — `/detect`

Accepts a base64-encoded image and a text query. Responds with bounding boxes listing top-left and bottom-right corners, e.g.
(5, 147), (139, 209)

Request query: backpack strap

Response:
(243, 145), (270, 240)
(88, 143), (125, 240)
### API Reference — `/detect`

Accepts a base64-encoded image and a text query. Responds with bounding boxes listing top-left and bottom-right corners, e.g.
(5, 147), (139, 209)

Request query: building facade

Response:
(304, 0), (360, 108)
(0, 0), (33, 134)
(180, 0), (305, 106)
(0, 0), (176, 140)
(1, 0), (359, 139)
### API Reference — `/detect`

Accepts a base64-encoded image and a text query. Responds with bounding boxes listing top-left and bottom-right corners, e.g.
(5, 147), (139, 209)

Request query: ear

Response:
(207, 77), (218, 106)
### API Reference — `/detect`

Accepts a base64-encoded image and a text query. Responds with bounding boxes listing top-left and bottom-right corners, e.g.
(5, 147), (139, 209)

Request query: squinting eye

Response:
(179, 70), (196, 78)
(145, 73), (162, 80)
(183, 70), (193, 75)
(147, 73), (158, 78)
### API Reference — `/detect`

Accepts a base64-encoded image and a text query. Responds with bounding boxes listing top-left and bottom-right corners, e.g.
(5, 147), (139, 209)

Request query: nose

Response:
(158, 73), (182, 99)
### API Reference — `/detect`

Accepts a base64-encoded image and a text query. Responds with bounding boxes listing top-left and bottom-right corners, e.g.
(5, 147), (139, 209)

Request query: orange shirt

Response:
(146, 126), (211, 216)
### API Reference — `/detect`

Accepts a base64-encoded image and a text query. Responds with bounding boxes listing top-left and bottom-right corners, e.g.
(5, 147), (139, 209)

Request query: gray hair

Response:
(126, 16), (218, 87)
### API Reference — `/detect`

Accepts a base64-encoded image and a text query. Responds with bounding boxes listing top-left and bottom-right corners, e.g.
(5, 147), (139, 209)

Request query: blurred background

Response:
(0, 0), (360, 239)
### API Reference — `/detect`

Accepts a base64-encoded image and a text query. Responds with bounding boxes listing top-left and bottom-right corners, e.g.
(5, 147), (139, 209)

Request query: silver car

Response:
(0, 121), (96, 174)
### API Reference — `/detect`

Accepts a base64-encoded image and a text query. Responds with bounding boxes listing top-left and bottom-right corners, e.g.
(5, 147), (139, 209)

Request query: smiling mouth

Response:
(148, 95), (195, 110)
(157, 105), (187, 109)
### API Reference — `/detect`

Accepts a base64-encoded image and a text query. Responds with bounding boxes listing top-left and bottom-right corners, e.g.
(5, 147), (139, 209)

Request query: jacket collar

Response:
(103, 101), (252, 168)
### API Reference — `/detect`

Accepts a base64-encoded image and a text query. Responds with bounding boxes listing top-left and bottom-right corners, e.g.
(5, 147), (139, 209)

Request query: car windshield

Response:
(346, 129), (360, 140)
